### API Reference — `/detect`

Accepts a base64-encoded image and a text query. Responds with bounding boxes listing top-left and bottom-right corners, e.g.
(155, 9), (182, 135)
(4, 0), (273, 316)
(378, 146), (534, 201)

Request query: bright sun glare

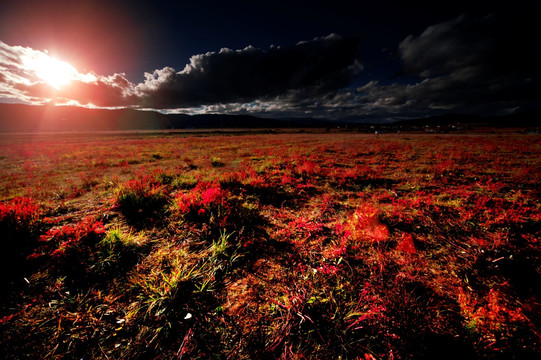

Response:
(23, 53), (78, 89)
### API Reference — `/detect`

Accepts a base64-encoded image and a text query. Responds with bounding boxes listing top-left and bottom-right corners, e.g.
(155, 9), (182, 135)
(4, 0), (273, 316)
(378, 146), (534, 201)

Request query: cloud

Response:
(282, 12), (541, 121)
(166, 13), (541, 121)
(2, 13), (540, 123)
(2, 35), (362, 111)
(387, 12), (541, 114)
(176, 88), (367, 121)
(13, 75), (137, 107)
(0, 41), (25, 68)
(0, 41), (138, 107)
(398, 12), (540, 81)
(136, 34), (362, 108)
(398, 15), (487, 78)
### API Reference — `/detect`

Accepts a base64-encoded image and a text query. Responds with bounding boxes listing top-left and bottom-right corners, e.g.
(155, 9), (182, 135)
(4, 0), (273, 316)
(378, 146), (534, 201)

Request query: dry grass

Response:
(0, 131), (540, 359)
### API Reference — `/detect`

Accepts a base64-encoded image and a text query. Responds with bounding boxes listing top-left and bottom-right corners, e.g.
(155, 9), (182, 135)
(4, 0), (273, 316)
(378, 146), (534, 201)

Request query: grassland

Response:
(0, 131), (540, 359)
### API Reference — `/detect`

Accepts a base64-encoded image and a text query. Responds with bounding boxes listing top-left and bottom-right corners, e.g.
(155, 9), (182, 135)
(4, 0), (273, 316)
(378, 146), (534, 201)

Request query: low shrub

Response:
(0, 197), (43, 284)
(114, 175), (170, 223)
(0, 196), (42, 243)
(173, 181), (230, 228)
(37, 216), (106, 283)
(173, 181), (267, 247)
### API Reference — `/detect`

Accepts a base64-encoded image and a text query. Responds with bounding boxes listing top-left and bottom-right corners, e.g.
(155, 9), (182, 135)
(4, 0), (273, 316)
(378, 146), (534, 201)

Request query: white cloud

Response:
(0, 40), (139, 107)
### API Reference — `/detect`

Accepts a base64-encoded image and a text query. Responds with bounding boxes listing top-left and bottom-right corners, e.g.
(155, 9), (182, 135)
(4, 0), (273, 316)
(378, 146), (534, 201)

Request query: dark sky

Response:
(0, 0), (540, 122)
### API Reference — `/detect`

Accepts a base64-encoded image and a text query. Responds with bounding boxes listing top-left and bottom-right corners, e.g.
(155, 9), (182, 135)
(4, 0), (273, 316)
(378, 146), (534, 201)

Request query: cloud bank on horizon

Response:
(1, 12), (539, 121)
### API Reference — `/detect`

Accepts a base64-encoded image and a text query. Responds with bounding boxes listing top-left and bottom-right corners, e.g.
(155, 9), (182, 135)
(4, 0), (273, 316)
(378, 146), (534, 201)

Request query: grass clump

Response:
(114, 175), (170, 223)
(95, 226), (147, 275)
(121, 229), (243, 358)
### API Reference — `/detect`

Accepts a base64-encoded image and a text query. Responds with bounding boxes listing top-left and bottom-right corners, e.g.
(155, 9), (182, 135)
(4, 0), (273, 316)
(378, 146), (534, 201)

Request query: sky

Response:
(0, 0), (540, 122)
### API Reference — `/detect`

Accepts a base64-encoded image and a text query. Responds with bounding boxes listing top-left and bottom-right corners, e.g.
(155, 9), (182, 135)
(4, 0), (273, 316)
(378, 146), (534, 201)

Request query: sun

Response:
(22, 53), (78, 89)
(35, 58), (77, 89)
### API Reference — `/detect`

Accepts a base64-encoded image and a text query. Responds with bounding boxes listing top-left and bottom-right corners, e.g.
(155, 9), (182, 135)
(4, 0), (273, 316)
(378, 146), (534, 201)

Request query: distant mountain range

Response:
(0, 103), (539, 132)
(0, 103), (290, 132)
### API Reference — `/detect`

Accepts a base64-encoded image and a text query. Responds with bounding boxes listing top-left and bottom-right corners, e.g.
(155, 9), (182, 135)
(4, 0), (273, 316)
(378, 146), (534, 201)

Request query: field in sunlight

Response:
(1, 131), (540, 359)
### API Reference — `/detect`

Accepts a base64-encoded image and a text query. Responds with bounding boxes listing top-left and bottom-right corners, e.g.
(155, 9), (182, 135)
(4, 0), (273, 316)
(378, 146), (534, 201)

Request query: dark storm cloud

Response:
(382, 12), (541, 114)
(190, 12), (541, 121)
(3, 11), (540, 121)
(136, 34), (362, 108)
(398, 13), (540, 80)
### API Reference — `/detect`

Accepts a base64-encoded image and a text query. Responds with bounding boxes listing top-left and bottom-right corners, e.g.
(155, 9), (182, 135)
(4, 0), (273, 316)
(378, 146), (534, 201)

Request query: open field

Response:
(1, 131), (540, 359)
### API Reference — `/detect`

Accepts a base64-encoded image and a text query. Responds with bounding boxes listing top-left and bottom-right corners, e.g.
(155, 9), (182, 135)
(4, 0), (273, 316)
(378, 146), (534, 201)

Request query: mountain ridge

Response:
(0, 103), (539, 132)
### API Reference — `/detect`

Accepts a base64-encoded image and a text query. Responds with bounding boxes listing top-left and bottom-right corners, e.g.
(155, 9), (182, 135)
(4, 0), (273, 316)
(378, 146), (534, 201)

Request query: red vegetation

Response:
(114, 172), (170, 222)
(0, 196), (42, 237)
(0, 131), (539, 359)
(396, 233), (416, 254)
(0, 197), (43, 280)
(174, 181), (228, 215)
(39, 216), (105, 259)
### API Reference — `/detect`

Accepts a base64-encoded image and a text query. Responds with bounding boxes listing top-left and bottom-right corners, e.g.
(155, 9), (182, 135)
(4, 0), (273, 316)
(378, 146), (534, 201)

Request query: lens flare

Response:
(22, 53), (78, 89)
